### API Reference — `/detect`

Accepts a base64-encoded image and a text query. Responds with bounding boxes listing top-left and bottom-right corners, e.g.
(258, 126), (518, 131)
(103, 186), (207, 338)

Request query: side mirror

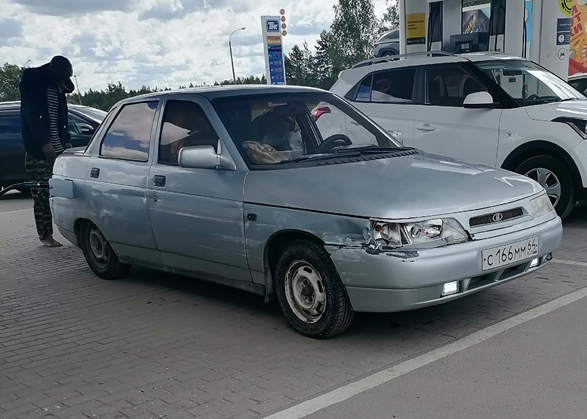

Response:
(80, 124), (94, 134)
(463, 91), (497, 109)
(178, 145), (236, 171)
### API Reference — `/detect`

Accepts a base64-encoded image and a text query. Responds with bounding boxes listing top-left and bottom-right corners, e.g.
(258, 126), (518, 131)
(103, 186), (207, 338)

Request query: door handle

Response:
(416, 123), (436, 132)
(153, 175), (166, 187)
(90, 167), (100, 178)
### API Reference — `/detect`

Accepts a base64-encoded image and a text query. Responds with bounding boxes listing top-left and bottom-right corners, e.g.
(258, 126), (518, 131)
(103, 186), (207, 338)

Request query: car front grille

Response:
(469, 207), (524, 228)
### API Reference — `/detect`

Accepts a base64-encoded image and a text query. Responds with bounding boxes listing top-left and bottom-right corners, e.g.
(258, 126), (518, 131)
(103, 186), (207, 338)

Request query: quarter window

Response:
(158, 100), (219, 165)
(100, 101), (157, 161)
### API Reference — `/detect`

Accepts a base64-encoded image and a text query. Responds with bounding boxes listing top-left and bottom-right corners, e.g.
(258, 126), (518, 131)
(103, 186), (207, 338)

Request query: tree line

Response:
(0, 0), (398, 111)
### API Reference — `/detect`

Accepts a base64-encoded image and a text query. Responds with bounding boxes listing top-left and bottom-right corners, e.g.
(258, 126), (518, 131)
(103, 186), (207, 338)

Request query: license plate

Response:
(482, 237), (539, 271)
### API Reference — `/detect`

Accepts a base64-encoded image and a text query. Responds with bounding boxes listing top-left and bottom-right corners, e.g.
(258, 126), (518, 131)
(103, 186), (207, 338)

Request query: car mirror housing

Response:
(463, 91), (497, 109)
(178, 145), (236, 171)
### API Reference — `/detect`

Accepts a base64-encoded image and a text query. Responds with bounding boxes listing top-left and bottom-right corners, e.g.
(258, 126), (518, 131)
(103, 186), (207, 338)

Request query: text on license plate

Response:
(482, 237), (539, 271)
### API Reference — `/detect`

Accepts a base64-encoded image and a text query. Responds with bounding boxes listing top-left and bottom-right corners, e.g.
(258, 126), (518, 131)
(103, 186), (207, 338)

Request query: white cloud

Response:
(0, 0), (388, 92)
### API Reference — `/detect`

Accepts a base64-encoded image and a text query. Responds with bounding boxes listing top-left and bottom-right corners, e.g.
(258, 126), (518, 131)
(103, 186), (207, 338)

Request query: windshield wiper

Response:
(338, 145), (414, 154)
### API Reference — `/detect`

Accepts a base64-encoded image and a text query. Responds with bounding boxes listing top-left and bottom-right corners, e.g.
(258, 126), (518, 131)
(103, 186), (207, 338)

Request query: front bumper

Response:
(326, 216), (562, 313)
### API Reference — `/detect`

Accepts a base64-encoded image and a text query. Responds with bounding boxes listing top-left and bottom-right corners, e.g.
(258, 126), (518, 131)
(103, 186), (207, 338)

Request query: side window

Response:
(100, 101), (157, 162)
(158, 100), (219, 166)
(370, 68), (416, 103)
(0, 112), (21, 136)
(426, 65), (487, 107)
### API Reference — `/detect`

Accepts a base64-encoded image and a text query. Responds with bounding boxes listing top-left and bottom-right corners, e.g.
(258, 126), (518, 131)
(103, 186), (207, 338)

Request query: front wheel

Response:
(78, 222), (131, 280)
(275, 240), (354, 338)
(514, 155), (575, 219)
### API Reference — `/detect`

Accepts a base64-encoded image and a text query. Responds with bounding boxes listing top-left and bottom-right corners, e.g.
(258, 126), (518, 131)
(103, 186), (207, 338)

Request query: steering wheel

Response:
(526, 94), (540, 101)
(317, 134), (352, 153)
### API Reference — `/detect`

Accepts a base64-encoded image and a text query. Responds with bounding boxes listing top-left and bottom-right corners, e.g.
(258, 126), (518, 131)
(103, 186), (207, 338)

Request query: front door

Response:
(412, 63), (503, 167)
(147, 97), (250, 282)
(85, 100), (162, 264)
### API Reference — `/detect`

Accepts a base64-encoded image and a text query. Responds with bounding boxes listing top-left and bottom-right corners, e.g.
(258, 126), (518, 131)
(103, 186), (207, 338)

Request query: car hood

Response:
(525, 99), (587, 122)
(244, 152), (542, 220)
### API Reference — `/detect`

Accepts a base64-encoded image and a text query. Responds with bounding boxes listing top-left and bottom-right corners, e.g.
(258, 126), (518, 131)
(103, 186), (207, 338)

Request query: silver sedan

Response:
(50, 85), (562, 338)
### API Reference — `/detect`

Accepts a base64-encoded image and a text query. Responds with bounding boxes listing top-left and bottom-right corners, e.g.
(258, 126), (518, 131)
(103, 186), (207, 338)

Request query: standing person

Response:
(19, 56), (75, 247)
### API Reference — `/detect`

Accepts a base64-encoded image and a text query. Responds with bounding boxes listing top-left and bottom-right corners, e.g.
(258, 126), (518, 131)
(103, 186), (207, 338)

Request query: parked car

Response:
(374, 29), (399, 57)
(568, 73), (587, 95)
(49, 85), (562, 338)
(0, 101), (106, 191)
(328, 52), (587, 219)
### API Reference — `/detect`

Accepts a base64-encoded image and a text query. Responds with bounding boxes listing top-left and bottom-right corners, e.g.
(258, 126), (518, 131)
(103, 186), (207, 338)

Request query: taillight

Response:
(311, 106), (331, 121)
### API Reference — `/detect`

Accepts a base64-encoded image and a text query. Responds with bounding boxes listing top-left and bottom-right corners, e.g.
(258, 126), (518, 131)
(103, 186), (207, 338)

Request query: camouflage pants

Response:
(25, 155), (54, 240)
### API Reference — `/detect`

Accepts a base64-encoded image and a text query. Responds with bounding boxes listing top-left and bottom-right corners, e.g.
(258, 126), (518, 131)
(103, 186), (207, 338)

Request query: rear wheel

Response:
(514, 155), (575, 219)
(275, 239), (354, 338)
(78, 222), (130, 280)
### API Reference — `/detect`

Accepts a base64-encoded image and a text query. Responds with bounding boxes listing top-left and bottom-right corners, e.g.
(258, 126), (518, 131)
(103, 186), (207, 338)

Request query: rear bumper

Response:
(327, 216), (562, 313)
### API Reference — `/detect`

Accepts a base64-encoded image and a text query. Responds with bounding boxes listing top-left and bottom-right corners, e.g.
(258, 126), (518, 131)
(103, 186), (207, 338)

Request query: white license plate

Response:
(482, 237), (539, 271)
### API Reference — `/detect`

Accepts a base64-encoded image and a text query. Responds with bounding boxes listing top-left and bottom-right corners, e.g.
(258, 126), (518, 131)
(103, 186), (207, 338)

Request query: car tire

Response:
(78, 221), (131, 280)
(275, 239), (354, 339)
(514, 155), (575, 219)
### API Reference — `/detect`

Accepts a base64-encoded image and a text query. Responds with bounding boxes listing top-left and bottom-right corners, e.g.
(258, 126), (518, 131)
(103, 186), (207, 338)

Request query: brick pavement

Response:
(1, 197), (586, 419)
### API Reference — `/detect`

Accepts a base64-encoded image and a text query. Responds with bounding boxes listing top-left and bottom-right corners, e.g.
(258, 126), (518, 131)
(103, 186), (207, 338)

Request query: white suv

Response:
(327, 52), (587, 219)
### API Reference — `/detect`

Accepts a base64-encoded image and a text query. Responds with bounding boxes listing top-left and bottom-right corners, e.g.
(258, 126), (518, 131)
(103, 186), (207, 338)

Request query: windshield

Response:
(212, 92), (400, 167)
(475, 59), (585, 106)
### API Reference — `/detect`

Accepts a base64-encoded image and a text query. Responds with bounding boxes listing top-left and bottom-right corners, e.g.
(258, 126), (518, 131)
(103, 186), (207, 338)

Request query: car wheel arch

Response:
(501, 141), (583, 190)
(263, 230), (325, 301)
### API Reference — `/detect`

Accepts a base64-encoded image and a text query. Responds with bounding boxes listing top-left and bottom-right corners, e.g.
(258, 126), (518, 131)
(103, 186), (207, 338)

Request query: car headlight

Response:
(530, 193), (554, 218)
(553, 117), (587, 138)
(365, 218), (469, 249)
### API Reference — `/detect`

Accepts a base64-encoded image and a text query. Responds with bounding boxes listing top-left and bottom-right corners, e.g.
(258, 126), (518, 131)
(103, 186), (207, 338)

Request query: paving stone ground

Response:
(1, 194), (586, 419)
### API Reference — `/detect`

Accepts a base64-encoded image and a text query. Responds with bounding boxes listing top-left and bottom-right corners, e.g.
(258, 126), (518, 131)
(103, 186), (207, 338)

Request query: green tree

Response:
(0, 63), (24, 101)
(380, 0), (400, 32)
(313, 30), (337, 90)
(330, 0), (378, 70)
(285, 42), (315, 86)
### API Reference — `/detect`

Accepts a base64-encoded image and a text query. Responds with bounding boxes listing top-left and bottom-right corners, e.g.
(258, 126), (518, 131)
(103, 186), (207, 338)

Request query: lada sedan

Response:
(49, 85), (563, 338)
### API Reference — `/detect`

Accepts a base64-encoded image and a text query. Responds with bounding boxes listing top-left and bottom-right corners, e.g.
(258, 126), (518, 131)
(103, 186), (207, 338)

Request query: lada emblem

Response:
(492, 212), (504, 222)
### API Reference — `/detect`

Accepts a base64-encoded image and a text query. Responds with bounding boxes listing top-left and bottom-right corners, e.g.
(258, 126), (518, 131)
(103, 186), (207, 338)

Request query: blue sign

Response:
(268, 44), (285, 84)
(266, 20), (279, 32)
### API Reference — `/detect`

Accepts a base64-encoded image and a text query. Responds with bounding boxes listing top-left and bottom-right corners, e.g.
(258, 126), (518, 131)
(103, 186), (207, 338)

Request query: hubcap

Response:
(284, 261), (326, 324)
(525, 167), (562, 208)
(88, 226), (109, 268)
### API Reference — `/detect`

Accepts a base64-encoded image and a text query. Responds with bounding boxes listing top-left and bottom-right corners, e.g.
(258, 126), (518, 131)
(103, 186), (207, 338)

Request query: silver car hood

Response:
(244, 152), (543, 220)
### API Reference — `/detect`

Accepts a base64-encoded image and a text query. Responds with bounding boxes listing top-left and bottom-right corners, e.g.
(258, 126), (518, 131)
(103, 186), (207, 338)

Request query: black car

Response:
(373, 29), (399, 57)
(0, 101), (106, 192)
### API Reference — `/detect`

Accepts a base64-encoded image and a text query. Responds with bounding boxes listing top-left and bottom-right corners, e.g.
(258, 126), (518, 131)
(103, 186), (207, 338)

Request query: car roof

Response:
(342, 51), (525, 80)
(0, 100), (99, 112)
(115, 84), (327, 107)
(568, 73), (587, 80)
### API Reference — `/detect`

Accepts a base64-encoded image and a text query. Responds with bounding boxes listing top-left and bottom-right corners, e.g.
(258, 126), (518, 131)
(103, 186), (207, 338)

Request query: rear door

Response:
(0, 109), (27, 186)
(147, 97), (250, 282)
(85, 100), (162, 264)
(346, 67), (418, 147)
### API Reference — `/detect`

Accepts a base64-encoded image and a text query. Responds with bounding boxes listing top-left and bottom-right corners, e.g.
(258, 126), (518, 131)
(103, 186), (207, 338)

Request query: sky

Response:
(0, 0), (388, 92)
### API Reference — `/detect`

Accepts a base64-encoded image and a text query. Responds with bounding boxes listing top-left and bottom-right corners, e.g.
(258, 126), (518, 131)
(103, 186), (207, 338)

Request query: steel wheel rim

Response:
(88, 226), (109, 269)
(284, 260), (326, 324)
(525, 167), (562, 208)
